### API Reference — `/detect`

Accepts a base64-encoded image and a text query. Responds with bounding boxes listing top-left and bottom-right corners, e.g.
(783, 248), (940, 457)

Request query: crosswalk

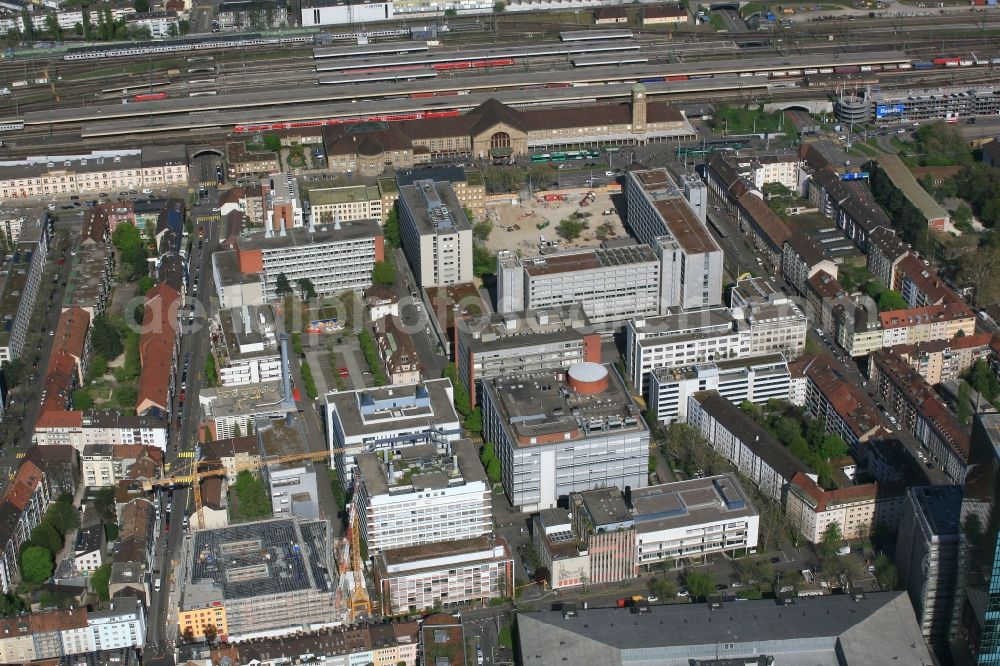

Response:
(196, 215), (220, 224)
(15, 452), (25, 459)
(177, 451), (195, 459)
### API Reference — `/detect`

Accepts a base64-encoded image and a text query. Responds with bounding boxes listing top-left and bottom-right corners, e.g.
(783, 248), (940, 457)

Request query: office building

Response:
(373, 535), (512, 615)
(353, 439), (491, 554)
(648, 353), (791, 425)
(308, 184), (383, 224)
(199, 380), (290, 440)
(176, 518), (339, 640)
(397, 179), (472, 288)
(455, 305), (600, 407)
(496, 240), (662, 324)
(964, 413), (1000, 664)
(0, 223), (50, 362)
(516, 592), (933, 666)
(897, 485), (965, 648)
(383, 166), (486, 223)
(730, 277), (808, 359)
(687, 391), (809, 503)
(626, 307), (748, 395)
(324, 379), (462, 486)
(215, 305), (282, 387)
(869, 350), (969, 483)
(481, 362), (649, 512)
(0, 146), (188, 201)
(625, 168), (724, 309)
(785, 471), (901, 544)
(212, 219), (383, 306)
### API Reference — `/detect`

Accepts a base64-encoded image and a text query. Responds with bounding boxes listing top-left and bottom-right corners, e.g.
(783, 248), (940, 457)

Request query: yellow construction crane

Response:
(348, 506), (371, 620)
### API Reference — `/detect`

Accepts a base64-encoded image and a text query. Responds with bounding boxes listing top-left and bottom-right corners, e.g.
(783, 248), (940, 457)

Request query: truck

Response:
(536, 221), (550, 230)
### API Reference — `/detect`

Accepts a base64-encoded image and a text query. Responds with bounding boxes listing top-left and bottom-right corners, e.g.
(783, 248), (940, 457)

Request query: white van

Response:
(154, 578), (162, 592)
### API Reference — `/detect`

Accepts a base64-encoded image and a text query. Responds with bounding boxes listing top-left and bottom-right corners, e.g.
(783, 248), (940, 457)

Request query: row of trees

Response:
(866, 161), (934, 256)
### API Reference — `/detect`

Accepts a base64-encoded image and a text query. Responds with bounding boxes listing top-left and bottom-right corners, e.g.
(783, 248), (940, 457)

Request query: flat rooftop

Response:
(632, 307), (739, 347)
(379, 535), (502, 568)
(653, 197), (721, 255)
(200, 381), (287, 418)
(218, 305), (278, 360)
(355, 438), (485, 497)
(910, 484), (963, 537)
(630, 474), (757, 535)
(398, 180), (471, 237)
(325, 379), (459, 438)
(237, 219), (381, 252)
(180, 518), (331, 608)
(485, 363), (645, 446)
(520, 241), (657, 278)
(652, 353), (788, 383)
(459, 305), (590, 352)
(307, 185), (381, 207)
(257, 417), (310, 458)
(577, 487), (632, 528)
(425, 281), (488, 335)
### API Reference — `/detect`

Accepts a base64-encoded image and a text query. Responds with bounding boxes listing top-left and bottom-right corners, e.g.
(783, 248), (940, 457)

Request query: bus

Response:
(531, 153), (551, 162)
(550, 152), (568, 161)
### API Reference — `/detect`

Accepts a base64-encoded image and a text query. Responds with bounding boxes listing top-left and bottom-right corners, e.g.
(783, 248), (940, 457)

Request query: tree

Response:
(297, 278), (317, 301)
(20, 546), (53, 584)
(957, 380), (972, 425)
(494, 1), (505, 11)
(94, 487), (116, 522)
(473, 220), (493, 242)
(204, 354), (217, 388)
(21, 8), (33, 42)
(111, 222), (148, 281)
(556, 218), (584, 242)
(91, 563), (111, 601)
(383, 205), (401, 248)
(274, 272), (292, 297)
(595, 221), (615, 241)
(0, 593), (26, 617)
(28, 522), (62, 556)
(649, 577), (677, 600)
(873, 554), (899, 590)
(473, 244), (496, 279)
(91, 315), (123, 360)
(529, 164), (557, 188)
(182, 625), (195, 642)
(482, 166), (524, 194)
(263, 133), (281, 152)
(954, 202), (974, 231)
(682, 569), (715, 601)
(819, 522), (843, 561)
(959, 240), (1000, 307)
(372, 260), (395, 287)
(134, 0), (150, 10)
(87, 353), (108, 381)
(877, 289), (909, 312)
(232, 470), (271, 521)
(44, 13), (61, 40)
(71, 387), (93, 411)
(203, 623), (218, 644)
(47, 496), (80, 536)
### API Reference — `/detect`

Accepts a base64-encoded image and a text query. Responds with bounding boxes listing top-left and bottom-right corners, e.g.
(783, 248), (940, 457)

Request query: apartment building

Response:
(207, 622), (420, 666)
(226, 143), (280, 180)
(176, 518), (338, 640)
(0, 600), (145, 662)
(625, 168), (724, 309)
(891, 333), (993, 385)
(455, 305), (600, 407)
(866, 227), (911, 291)
(135, 283), (179, 418)
(730, 277), (808, 359)
(212, 219), (383, 306)
(806, 164), (892, 252)
(374, 536), (512, 615)
(63, 243), (114, 317)
(648, 353), (791, 425)
(0, 460), (51, 593)
(35, 412), (168, 454)
(625, 307), (748, 395)
(397, 179), (472, 288)
(324, 379), (462, 486)
(869, 350), (970, 484)
(200, 435), (261, 485)
(480, 362), (649, 511)
(353, 439), (491, 554)
(216, 305), (282, 386)
(802, 355), (883, 456)
(0, 147), (187, 200)
(216, 0), (288, 29)
(782, 234), (839, 297)
(0, 222), (50, 362)
(73, 524), (104, 574)
(896, 485), (965, 648)
(373, 315), (421, 385)
(896, 254), (962, 308)
(785, 471), (901, 544)
(687, 391), (809, 502)
(880, 302), (976, 348)
(81, 444), (163, 488)
(308, 184), (383, 224)
(497, 240), (662, 324)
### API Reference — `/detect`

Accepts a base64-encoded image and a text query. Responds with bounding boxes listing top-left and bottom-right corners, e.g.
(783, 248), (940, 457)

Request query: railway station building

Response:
(321, 91), (695, 175)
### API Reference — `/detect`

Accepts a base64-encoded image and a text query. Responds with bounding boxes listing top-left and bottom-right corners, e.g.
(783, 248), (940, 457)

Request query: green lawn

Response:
(709, 12), (727, 30)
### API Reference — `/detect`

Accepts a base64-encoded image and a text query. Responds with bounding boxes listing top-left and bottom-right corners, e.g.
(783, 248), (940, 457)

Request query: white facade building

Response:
(480, 363), (649, 512)
(87, 601), (146, 651)
(216, 306), (282, 387)
(324, 379), (463, 487)
(496, 240), (662, 324)
(730, 277), (808, 359)
(397, 179), (473, 288)
(353, 439), (491, 554)
(649, 353), (791, 425)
